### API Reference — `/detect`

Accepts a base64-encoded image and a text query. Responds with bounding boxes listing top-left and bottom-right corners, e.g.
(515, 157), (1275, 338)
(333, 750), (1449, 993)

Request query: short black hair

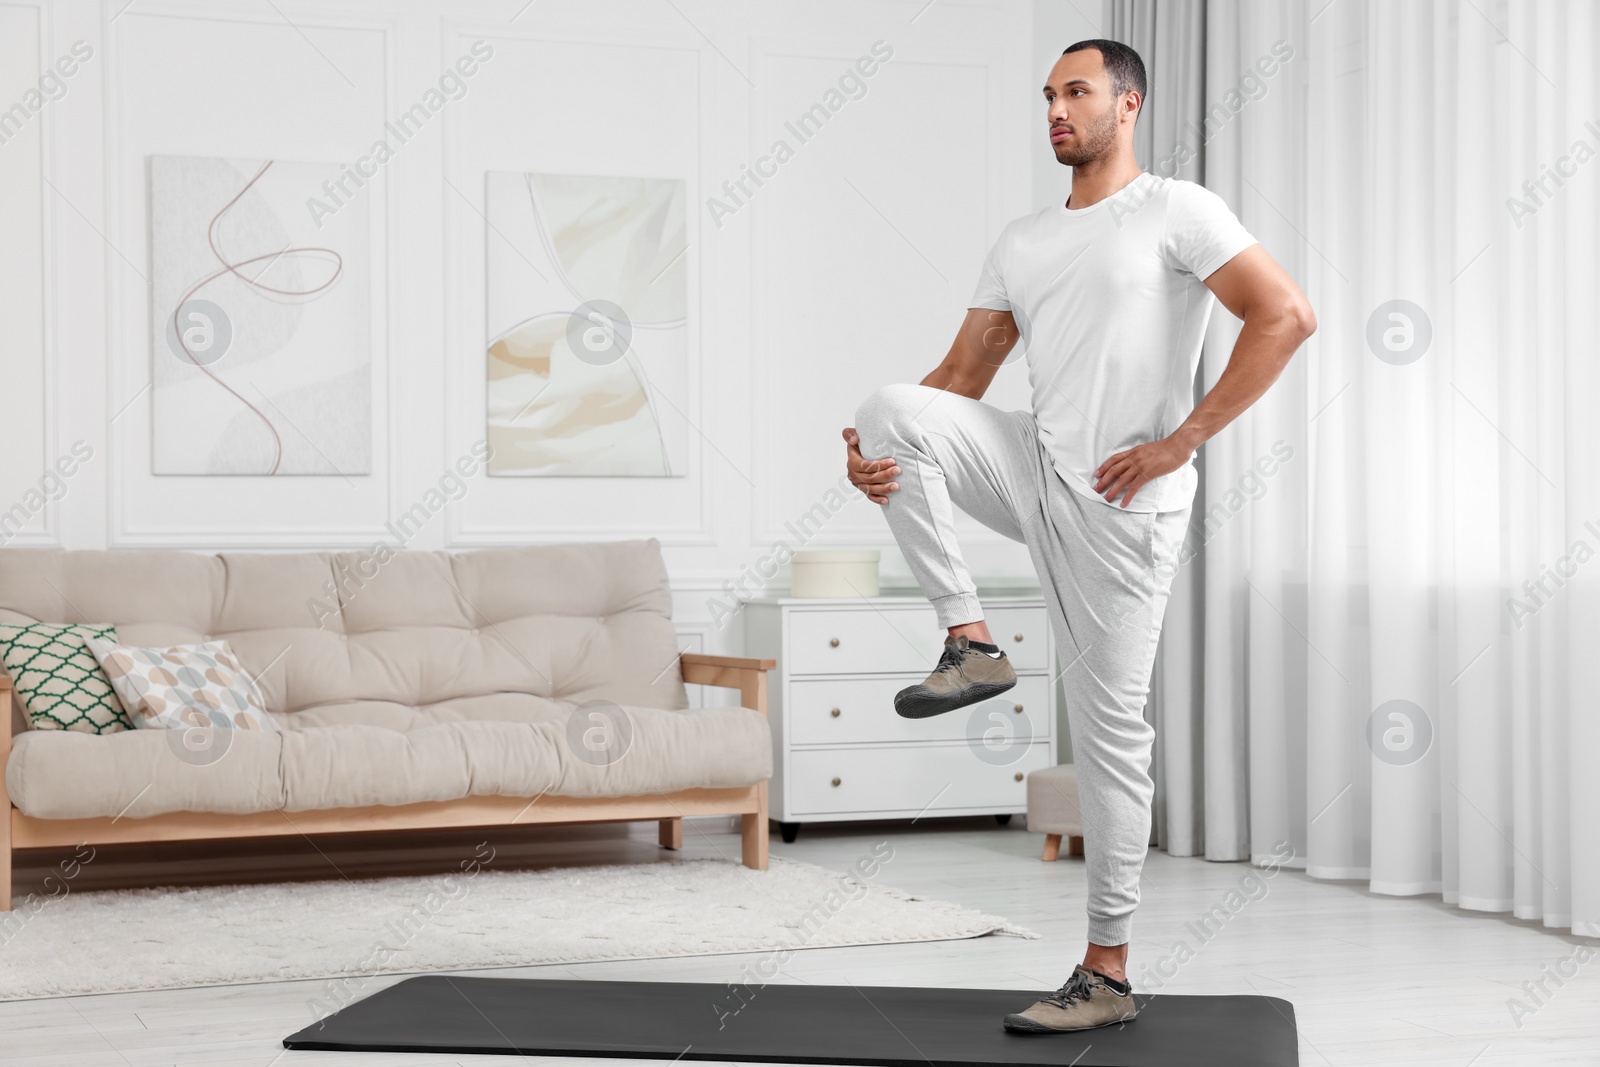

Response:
(1062, 39), (1147, 110)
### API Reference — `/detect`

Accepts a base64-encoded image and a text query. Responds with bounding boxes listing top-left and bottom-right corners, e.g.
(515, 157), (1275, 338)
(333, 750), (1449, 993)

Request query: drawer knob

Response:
(831, 776), (842, 787)
(1013, 703), (1024, 714)
(829, 637), (840, 648)
(1013, 633), (1024, 642)
(1014, 772), (1024, 782)
(830, 707), (841, 718)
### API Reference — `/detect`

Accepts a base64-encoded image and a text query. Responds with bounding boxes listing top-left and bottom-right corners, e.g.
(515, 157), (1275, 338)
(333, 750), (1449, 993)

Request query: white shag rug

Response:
(0, 856), (1035, 1001)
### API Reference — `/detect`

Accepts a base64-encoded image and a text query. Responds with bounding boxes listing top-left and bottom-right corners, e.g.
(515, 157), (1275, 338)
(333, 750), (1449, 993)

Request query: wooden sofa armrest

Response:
(679, 653), (774, 715)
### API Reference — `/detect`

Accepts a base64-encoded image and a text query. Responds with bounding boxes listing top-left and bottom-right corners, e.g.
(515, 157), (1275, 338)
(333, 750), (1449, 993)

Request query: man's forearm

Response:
(919, 361), (988, 401)
(1169, 306), (1311, 453)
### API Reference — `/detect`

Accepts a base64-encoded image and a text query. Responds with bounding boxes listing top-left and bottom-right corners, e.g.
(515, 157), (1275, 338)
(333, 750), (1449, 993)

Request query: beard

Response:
(1053, 104), (1120, 166)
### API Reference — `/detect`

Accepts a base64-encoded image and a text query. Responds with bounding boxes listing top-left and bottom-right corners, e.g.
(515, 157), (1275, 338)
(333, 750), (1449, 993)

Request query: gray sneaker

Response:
(1002, 965), (1139, 1033)
(893, 634), (1016, 719)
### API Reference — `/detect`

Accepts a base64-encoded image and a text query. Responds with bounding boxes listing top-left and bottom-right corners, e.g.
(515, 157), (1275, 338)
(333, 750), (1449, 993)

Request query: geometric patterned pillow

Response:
(0, 622), (134, 734)
(84, 637), (278, 733)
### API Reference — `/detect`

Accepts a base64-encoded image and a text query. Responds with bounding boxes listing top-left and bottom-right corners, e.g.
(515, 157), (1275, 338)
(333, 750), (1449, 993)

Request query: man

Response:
(844, 39), (1315, 1032)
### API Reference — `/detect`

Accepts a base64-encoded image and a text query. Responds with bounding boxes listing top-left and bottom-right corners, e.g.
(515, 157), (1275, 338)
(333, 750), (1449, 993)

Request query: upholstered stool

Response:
(1027, 763), (1084, 861)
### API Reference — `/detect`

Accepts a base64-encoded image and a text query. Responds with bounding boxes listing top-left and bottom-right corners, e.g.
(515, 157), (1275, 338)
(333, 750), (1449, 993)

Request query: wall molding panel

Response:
(102, 2), (399, 545)
(0, 1), (58, 548)
(440, 18), (715, 547)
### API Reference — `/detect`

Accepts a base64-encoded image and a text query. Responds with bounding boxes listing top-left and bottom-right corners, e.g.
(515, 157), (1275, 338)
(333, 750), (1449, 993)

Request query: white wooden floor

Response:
(2, 818), (1597, 1066)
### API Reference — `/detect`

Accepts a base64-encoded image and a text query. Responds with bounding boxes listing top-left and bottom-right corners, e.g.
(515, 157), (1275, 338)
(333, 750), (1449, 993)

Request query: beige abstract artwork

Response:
(485, 172), (688, 476)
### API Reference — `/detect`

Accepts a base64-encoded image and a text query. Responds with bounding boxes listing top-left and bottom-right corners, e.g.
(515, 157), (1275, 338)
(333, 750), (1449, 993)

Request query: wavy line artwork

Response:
(149, 155), (372, 476)
(484, 171), (688, 477)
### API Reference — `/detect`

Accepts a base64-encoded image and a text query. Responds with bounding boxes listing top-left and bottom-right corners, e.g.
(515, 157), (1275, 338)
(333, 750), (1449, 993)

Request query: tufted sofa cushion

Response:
(0, 540), (772, 819)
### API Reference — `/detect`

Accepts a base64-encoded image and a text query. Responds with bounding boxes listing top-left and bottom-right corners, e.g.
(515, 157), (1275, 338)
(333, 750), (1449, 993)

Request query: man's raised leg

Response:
(852, 383), (1044, 717)
(853, 383), (1042, 620)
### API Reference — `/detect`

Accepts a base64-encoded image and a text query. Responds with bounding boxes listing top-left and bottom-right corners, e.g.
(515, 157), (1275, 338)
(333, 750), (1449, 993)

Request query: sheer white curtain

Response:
(1127, 0), (1600, 934)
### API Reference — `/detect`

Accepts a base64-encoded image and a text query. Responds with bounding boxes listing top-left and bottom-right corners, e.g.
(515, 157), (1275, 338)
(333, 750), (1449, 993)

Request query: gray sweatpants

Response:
(853, 383), (1190, 947)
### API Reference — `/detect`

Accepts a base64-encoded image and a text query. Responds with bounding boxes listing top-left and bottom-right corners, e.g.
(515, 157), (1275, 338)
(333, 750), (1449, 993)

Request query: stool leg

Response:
(1067, 834), (1084, 857)
(1041, 834), (1061, 862)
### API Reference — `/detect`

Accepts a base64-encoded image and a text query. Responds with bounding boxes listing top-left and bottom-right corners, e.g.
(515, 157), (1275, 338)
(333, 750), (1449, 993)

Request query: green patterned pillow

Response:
(0, 622), (134, 734)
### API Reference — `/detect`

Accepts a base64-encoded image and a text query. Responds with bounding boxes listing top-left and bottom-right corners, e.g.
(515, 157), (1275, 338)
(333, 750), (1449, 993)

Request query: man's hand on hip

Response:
(1094, 436), (1192, 508)
(843, 427), (900, 505)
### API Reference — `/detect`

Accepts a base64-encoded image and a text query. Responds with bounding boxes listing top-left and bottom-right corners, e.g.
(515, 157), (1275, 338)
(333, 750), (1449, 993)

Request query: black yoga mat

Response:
(284, 975), (1299, 1066)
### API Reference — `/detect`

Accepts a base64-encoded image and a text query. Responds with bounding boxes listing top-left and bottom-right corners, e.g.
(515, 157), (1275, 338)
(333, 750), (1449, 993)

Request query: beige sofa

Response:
(0, 539), (773, 910)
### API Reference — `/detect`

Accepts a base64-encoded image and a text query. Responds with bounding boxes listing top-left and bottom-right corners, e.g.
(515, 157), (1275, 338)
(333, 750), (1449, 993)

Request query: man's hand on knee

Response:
(843, 427), (901, 505)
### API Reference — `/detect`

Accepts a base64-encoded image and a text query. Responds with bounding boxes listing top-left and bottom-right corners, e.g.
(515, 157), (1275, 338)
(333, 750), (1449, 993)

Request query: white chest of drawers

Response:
(743, 593), (1058, 841)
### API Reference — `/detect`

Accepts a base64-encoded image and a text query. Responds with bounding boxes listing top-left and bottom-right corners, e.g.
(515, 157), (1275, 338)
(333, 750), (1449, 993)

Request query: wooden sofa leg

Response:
(1041, 834), (1061, 862)
(741, 782), (769, 871)
(1, 818), (9, 912)
(1, 683), (10, 912)
(1068, 834), (1084, 857)
(658, 817), (683, 850)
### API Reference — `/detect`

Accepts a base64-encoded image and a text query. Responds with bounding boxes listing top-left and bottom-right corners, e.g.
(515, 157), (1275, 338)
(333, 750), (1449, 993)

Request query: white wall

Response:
(0, 0), (1046, 656)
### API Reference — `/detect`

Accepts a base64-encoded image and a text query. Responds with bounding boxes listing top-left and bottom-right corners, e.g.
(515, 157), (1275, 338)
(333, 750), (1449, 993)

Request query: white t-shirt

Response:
(969, 171), (1257, 513)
